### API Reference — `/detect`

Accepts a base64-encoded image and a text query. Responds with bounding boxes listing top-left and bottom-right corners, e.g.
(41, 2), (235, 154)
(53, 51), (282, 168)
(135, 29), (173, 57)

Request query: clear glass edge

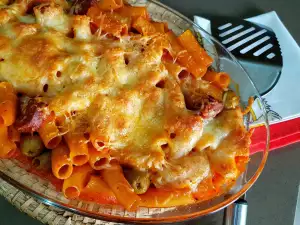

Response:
(0, 0), (270, 223)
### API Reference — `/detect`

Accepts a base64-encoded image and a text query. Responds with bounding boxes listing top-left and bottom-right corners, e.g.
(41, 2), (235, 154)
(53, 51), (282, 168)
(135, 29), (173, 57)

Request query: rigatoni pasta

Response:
(96, 0), (123, 11)
(0, 125), (16, 158)
(87, 5), (130, 37)
(132, 16), (157, 36)
(152, 21), (168, 33)
(89, 131), (109, 151)
(166, 31), (207, 77)
(38, 113), (62, 149)
(64, 133), (89, 166)
(101, 164), (141, 211)
(0, 82), (17, 126)
(62, 164), (93, 199)
(177, 29), (213, 68)
(203, 70), (231, 89)
(52, 143), (73, 180)
(88, 145), (111, 170)
(140, 188), (195, 207)
(116, 5), (148, 19)
(80, 175), (118, 204)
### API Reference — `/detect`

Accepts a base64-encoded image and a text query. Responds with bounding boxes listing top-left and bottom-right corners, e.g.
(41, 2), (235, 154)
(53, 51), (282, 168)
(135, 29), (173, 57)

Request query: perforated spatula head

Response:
(211, 17), (283, 96)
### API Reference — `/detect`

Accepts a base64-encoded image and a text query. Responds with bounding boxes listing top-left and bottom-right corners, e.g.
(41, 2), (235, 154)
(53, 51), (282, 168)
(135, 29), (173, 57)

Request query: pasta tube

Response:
(0, 125), (17, 158)
(64, 133), (89, 166)
(140, 188), (195, 207)
(38, 113), (62, 149)
(62, 164), (93, 199)
(101, 164), (141, 211)
(89, 130), (108, 150)
(96, 0), (123, 11)
(87, 5), (130, 37)
(88, 145), (111, 170)
(163, 60), (184, 80)
(132, 16), (156, 35)
(51, 143), (73, 179)
(0, 82), (17, 126)
(80, 175), (118, 204)
(177, 29), (213, 67)
(203, 70), (231, 89)
(152, 22), (168, 33)
(117, 5), (148, 19)
(166, 31), (206, 77)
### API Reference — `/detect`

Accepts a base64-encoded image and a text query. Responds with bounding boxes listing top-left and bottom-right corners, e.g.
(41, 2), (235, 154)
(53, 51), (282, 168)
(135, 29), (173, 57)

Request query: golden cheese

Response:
(0, 0), (250, 190)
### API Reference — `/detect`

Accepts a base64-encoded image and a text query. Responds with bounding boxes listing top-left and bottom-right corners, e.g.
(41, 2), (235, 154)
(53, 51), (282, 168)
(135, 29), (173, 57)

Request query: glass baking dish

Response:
(0, 0), (270, 223)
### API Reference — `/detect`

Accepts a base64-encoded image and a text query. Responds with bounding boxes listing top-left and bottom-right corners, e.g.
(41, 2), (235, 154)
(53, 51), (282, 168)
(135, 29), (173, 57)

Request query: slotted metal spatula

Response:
(211, 17), (283, 96)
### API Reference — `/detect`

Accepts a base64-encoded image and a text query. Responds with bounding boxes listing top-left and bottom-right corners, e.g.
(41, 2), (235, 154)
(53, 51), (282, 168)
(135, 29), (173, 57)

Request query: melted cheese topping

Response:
(0, 1), (250, 190)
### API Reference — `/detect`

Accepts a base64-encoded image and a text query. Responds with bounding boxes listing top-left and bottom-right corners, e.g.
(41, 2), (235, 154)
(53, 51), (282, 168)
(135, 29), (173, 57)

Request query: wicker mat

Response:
(0, 179), (122, 225)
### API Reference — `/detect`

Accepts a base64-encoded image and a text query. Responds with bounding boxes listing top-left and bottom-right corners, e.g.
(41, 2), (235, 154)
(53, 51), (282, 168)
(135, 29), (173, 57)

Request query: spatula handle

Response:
(223, 199), (248, 225)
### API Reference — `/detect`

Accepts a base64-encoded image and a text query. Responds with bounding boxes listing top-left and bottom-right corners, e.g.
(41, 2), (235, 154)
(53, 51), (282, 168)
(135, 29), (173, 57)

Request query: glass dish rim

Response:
(0, 0), (270, 223)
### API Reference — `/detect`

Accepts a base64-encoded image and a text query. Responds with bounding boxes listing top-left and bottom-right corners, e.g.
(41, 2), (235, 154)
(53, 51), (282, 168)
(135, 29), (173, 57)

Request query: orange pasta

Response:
(177, 29), (213, 67)
(38, 113), (61, 149)
(62, 164), (93, 199)
(51, 143), (73, 179)
(87, 5), (130, 37)
(116, 5), (148, 19)
(88, 145), (111, 170)
(132, 16), (157, 35)
(166, 31), (206, 77)
(0, 124), (17, 158)
(152, 21), (168, 33)
(101, 164), (141, 211)
(163, 60), (183, 78)
(80, 175), (118, 204)
(64, 132), (89, 166)
(87, 6), (105, 24)
(0, 82), (17, 126)
(140, 188), (195, 207)
(90, 130), (109, 150)
(203, 70), (231, 89)
(105, 12), (131, 36)
(95, 0), (123, 11)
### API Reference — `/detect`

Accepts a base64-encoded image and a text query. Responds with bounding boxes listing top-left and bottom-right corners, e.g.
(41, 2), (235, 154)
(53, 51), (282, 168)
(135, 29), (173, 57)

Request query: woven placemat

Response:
(0, 178), (122, 225)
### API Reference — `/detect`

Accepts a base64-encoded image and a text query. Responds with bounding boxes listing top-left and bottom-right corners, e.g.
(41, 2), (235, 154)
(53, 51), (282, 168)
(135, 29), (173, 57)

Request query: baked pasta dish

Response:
(0, 0), (252, 210)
